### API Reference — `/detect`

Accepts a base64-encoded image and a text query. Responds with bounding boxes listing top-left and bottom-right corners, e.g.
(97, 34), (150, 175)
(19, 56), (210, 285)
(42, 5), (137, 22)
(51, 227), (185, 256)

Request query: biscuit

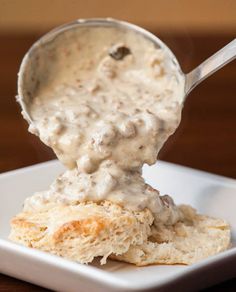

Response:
(9, 201), (153, 264)
(9, 202), (230, 266)
(111, 205), (231, 265)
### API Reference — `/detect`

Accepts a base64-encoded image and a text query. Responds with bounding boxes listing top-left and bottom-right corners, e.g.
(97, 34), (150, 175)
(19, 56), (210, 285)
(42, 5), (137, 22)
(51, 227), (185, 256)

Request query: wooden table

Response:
(0, 32), (235, 291)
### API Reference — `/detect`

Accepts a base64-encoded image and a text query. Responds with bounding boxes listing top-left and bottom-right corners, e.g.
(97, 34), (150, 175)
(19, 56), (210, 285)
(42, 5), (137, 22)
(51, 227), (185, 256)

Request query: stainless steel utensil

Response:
(17, 18), (236, 125)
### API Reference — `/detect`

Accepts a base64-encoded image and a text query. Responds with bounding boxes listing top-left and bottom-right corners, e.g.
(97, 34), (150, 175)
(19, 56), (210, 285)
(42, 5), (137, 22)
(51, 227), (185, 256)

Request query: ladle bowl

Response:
(17, 18), (236, 125)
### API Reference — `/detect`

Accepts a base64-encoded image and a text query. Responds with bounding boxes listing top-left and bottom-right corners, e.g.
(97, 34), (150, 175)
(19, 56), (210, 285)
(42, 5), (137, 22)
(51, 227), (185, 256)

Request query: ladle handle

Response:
(185, 39), (236, 96)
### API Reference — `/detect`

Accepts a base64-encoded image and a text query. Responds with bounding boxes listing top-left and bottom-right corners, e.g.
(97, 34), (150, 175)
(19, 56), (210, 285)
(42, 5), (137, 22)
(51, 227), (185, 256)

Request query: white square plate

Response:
(0, 160), (235, 291)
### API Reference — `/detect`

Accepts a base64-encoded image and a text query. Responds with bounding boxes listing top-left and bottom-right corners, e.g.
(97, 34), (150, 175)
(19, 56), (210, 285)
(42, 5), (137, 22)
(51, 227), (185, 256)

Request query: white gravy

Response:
(23, 26), (185, 225)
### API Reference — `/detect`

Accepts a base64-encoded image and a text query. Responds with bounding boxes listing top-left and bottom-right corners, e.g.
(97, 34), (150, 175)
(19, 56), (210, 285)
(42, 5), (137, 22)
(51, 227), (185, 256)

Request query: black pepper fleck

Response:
(109, 45), (131, 61)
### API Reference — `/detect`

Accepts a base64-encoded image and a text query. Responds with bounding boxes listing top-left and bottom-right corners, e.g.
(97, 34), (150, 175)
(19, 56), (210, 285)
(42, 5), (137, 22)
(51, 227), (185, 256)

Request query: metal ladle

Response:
(17, 18), (236, 125)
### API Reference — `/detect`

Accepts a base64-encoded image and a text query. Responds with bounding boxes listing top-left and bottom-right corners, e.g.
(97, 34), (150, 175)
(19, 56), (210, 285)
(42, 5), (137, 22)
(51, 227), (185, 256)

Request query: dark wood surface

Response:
(0, 32), (235, 291)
